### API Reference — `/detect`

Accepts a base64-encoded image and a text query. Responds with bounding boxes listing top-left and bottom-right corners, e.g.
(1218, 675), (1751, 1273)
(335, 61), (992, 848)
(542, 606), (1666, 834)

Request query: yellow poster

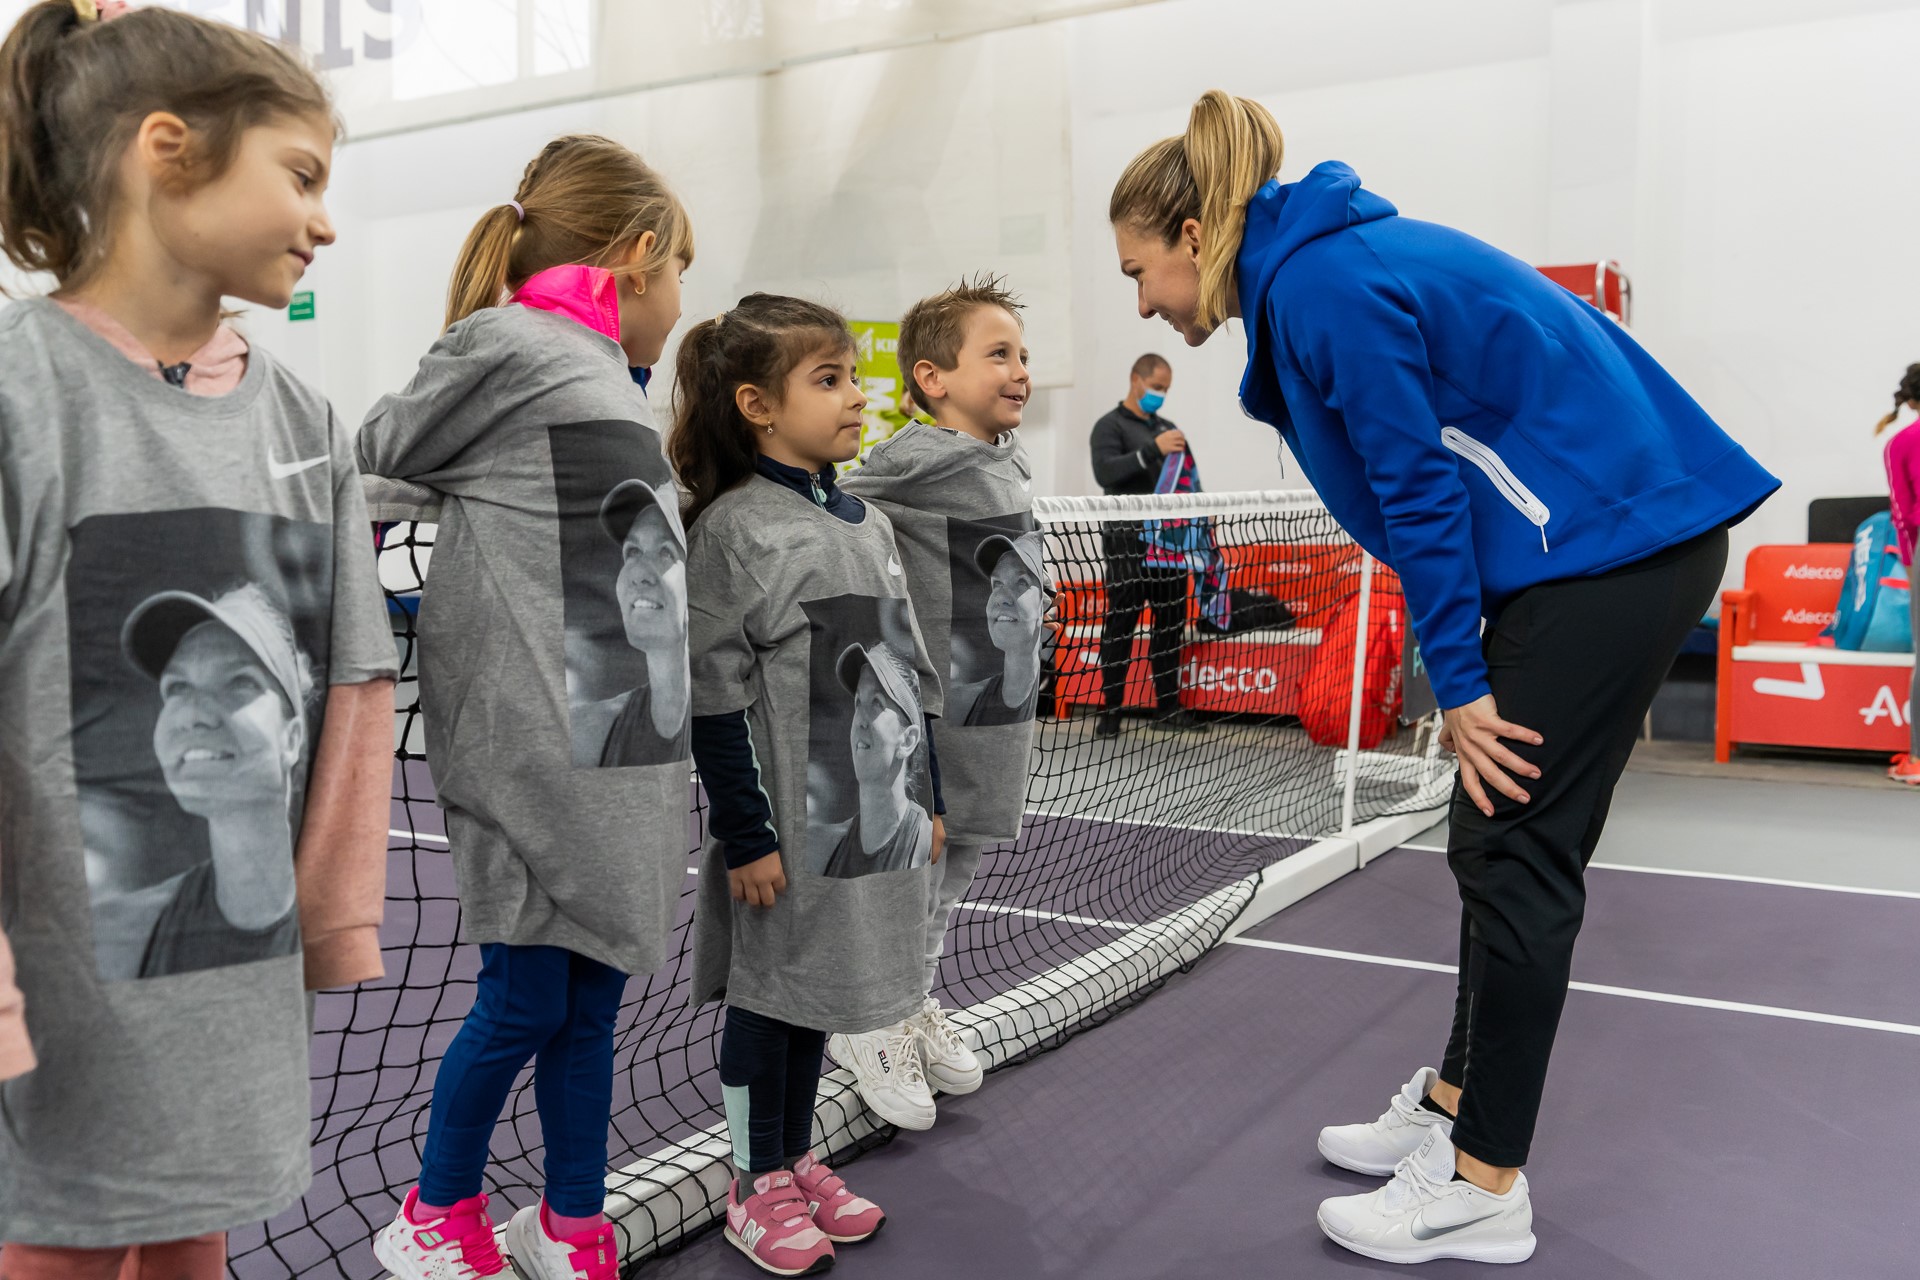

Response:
(848, 320), (914, 469)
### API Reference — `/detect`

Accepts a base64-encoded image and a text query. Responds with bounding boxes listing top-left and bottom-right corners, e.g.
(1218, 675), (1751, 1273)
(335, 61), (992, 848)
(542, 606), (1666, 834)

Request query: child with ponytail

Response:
(0, 4), (396, 1276)
(674, 294), (945, 1276)
(357, 136), (694, 1280)
(1877, 364), (1920, 785)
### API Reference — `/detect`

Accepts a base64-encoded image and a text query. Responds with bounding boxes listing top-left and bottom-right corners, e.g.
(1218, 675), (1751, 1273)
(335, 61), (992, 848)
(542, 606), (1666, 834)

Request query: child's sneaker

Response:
(906, 996), (982, 1095)
(372, 1188), (507, 1279)
(725, 1170), (835, 1276)
(827, 1024), (936, 1130)
(1890, 753), (1920, 786)
(790, 1151), (885, 1244)
(504, 1202), (617, 1280)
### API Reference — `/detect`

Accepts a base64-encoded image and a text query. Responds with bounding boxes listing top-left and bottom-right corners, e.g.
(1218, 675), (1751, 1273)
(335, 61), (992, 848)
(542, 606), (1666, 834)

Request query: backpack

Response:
(1297, 579), (1405, 749)
(1823, 512), (1914, 652)
(1194, 587), (1297, 635)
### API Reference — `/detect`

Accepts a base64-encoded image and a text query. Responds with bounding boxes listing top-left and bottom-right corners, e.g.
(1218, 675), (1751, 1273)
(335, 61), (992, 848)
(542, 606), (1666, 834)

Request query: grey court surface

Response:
(650, 774), (1920, 1280)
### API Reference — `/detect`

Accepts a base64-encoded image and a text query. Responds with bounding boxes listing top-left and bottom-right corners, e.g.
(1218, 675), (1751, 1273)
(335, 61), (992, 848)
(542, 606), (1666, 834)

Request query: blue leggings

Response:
(417, 944), (628, 1216)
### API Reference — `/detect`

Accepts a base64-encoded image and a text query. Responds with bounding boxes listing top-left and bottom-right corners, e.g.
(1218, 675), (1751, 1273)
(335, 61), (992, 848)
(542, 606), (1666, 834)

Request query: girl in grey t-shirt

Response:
(674, 295), (945, 1275)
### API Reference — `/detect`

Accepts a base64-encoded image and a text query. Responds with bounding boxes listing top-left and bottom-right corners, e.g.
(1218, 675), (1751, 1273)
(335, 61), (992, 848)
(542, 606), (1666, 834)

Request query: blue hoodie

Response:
(1235, 162), (1778, 709)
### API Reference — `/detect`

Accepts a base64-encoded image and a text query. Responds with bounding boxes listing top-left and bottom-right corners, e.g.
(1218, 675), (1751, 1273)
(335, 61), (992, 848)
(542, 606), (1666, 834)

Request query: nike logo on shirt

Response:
(887, 556), (902, 576)
(268, 453), (329, 479)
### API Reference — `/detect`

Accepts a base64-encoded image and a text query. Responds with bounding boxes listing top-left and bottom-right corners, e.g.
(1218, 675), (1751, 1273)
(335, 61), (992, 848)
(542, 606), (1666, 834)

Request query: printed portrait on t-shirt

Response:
(946, 514), (1047, 728)
(801, 594), (934, 879)
(548, 421), (691, 769)
(66, 509), (332, 982)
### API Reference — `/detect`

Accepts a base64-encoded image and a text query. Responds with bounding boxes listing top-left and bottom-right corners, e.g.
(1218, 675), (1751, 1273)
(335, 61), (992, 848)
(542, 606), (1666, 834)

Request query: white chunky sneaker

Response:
(1317, 1127), (1536, 1265)
(1319, 1066), (1454, 1176)
(828, 1022), (936, 1130)
(906, 996), (982, 1096)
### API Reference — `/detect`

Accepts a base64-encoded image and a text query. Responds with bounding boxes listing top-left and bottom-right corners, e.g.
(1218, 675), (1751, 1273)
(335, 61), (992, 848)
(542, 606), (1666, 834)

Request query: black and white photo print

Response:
(549, 422), (691, 768)
(947, 516), (1047, 727)
(802, 594), (933, 879)
(66, 509), (333, 981)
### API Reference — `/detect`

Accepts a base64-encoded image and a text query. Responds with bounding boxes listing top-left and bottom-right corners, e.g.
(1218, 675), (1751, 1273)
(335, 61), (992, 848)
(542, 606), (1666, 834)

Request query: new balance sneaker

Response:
(726, 1170), (835, 1276)
(1890, 753), (1920, 786)
(372, 1188), (507, 1279)
(791, 1151), (885, 1243)
(906, 996), (982, 1096)
(1317, 1127), (1536, 1265)
(1318, 1066), (1454, 1176)
(504, 1203), (616, 1280)
(827, 1024), (936, 1130)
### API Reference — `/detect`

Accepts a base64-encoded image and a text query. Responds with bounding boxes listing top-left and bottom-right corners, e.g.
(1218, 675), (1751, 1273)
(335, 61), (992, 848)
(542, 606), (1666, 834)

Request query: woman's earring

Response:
(763, 425), (774, 436)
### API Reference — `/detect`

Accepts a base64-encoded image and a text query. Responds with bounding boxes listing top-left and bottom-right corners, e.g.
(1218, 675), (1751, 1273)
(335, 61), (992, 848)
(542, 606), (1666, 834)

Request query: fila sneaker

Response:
(1317, 1127), (1536, 1265)
(906, 996), (982, 1096)
(790, 1151), (885, 1243)
(372, 1188), (507, 1278)
(726, 1170), (835, 1276)
(503, 1203), (616, 1280)
(827, 1024), (936, 1130)
(1318, 1067), (1454, 1176)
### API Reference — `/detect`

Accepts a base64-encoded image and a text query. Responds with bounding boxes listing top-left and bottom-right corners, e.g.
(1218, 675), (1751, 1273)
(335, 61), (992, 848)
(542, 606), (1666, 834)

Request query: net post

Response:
(1340, 551), (1375, 834)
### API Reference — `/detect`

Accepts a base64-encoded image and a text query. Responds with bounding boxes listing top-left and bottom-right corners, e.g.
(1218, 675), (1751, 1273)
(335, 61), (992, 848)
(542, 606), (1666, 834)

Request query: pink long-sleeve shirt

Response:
(1886, 420), (1920, 567)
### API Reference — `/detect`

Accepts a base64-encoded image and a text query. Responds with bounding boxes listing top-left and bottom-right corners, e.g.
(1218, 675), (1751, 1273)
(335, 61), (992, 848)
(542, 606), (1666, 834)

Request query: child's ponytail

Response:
(0, 1), (332, 288)
(443, 135), (695, 330)
(1875, 363), (1920, 435)
(668, 293), (855, 527)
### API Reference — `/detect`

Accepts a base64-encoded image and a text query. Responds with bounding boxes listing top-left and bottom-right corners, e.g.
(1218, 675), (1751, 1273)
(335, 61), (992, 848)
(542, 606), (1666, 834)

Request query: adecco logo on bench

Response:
(1782, 608), (1838, 626)
(1783, 563), (1845, 581)
(1181, 659), (1281, 694)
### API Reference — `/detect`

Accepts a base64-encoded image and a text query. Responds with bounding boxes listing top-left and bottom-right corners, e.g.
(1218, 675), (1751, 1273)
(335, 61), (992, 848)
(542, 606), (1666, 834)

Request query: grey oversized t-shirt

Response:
(841, 424), (1040, 844)
(0, 299), (396, 1245)
(358, 305), (688, 977)
(687, 477), (943, 1033)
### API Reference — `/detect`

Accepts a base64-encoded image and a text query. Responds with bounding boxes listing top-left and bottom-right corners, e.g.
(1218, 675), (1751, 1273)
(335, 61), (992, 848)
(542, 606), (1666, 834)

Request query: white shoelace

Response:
(883, 1027), (928, 1088)
(1379, 1088), (1421, 1130)
(914, 999), (965, 1057)
(1381, 1152), (1451, 1215)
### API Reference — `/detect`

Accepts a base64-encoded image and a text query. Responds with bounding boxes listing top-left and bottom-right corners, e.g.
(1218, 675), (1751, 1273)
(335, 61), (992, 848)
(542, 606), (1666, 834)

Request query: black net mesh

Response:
(224, 486), (1441, 1279)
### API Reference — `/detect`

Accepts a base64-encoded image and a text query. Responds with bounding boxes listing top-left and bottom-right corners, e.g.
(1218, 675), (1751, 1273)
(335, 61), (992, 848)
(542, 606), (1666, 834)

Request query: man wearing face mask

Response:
(1087, 354), (1205, 736)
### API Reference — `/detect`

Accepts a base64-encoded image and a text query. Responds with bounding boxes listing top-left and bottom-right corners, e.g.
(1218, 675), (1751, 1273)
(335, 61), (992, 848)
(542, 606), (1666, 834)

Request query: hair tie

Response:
(506, 200), (525, 223)
(70, 0), (128, 22)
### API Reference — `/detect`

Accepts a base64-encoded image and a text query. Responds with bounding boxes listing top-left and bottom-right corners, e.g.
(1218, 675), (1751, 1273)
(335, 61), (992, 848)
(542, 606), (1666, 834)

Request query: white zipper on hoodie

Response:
(1440, 426), (1551, 553)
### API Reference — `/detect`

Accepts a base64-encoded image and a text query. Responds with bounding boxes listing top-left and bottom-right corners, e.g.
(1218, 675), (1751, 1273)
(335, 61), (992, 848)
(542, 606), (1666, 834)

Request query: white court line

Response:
(389, 827), (449, 845)
(1226, 936), (1920, 1038)
(1398, 842), (1920, 901)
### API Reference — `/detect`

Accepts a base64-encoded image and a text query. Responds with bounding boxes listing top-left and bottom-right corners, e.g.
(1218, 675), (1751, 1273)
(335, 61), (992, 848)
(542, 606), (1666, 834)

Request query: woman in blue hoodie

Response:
(1110, 91), (1778, 1266)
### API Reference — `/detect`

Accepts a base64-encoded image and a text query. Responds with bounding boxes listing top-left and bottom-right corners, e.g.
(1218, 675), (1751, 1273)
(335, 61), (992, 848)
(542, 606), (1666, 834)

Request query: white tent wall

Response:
(4, 0), (1919, 571)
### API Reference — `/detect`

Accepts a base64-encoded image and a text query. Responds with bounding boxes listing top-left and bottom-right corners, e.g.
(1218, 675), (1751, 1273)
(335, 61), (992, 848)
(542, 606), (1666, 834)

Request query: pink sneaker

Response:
(1890, 754), (1920, 786)
(725, 1170), (835, 1276)
(372, 1188), (508, 1278)
(791, 1152), (885, 1244)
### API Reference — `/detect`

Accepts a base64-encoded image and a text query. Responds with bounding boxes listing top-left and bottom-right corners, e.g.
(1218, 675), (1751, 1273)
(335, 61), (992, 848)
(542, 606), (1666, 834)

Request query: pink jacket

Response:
(511, 263), (622, 344)
(1887, 420), (1920, 566)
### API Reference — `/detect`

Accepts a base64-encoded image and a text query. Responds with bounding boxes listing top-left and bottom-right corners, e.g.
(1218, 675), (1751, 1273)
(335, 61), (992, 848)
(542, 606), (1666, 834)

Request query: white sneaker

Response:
(907, 996), (982, 1096)
(828, 1023), (936, 1130)
(1319, 1066), (1454, 1176)
(1317, 1127), (1536, 1265)
(371, 1189), (507, 1278)
(503, 1204), (618, 1280)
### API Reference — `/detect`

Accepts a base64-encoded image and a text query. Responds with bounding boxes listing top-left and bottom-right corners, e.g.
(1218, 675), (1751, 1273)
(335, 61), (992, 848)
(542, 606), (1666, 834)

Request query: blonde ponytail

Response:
(442, 134), (695, 331)
(1109, 90), (1283, 334)
(443, 204), (522, 329)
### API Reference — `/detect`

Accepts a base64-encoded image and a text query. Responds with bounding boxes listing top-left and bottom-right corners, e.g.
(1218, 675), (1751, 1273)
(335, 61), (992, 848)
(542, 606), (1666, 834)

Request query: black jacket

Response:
(1089, 402), (1175, 496)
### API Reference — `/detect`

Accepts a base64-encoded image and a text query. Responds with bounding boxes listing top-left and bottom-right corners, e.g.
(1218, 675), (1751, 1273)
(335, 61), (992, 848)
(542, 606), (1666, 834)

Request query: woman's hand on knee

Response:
(1441, 696), (1543, 817)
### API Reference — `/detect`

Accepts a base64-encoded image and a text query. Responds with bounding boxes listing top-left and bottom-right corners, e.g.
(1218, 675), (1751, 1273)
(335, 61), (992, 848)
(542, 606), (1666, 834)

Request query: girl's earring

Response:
(763, 425), (774, 436)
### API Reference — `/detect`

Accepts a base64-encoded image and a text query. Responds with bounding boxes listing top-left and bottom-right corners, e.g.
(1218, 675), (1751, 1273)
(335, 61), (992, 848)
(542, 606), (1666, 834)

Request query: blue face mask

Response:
(1139, 390), (1166, 415)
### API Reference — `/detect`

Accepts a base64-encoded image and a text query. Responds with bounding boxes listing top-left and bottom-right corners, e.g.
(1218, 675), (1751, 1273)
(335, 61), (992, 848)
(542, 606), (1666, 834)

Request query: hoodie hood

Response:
(1235, 162), (1397, 428)
(511, 263), (622, 347)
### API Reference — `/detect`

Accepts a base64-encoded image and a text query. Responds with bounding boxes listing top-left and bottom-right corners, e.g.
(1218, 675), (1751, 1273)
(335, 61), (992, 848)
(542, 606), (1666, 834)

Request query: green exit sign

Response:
(289, 291), (315, 322)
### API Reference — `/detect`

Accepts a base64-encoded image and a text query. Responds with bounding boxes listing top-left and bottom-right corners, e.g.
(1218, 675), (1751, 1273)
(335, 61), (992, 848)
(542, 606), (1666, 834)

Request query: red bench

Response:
(1715, 544), (1915, 760)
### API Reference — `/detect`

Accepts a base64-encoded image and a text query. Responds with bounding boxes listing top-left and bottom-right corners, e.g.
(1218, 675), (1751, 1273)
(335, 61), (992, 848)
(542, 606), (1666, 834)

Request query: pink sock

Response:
(408, 1194), (458, 1223)
(541, 1201), (606, 1240)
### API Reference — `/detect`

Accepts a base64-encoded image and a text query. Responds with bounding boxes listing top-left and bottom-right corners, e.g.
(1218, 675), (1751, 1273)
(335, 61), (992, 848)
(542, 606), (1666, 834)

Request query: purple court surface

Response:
(647, 845), (1920, 1280)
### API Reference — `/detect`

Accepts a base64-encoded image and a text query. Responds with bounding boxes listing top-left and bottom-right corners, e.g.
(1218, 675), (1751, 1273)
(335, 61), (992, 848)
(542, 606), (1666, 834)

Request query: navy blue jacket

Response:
(1235, 162), (1778, 707)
